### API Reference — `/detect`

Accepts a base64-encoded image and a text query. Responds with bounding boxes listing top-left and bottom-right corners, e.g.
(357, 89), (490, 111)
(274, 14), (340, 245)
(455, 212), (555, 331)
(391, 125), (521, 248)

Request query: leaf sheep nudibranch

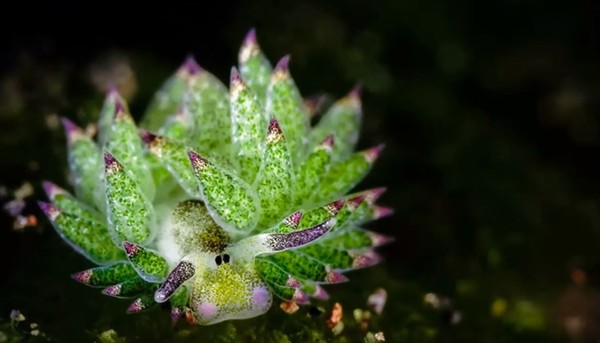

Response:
(38, 28), (393, 325)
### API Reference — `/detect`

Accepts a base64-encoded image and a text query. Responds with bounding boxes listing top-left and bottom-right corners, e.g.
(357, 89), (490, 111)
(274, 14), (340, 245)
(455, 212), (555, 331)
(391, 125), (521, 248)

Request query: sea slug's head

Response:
(187, 253), (272, 325)
(156, 199), (272, 325)
(154, 198), (337, 325)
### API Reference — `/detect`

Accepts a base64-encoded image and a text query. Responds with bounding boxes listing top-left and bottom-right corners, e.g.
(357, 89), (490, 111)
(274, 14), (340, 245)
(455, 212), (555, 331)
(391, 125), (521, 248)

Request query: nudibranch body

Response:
(38, 29), (393, 325)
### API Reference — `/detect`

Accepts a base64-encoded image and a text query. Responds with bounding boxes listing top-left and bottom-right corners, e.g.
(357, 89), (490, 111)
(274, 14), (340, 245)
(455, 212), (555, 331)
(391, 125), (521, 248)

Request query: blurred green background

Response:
(1, 0), (600, 341)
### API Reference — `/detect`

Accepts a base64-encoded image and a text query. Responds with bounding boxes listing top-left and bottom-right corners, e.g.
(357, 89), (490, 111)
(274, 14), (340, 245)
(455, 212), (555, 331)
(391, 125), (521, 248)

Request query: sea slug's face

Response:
(188, 254), (272, 325)
(158, 199), (272, 325)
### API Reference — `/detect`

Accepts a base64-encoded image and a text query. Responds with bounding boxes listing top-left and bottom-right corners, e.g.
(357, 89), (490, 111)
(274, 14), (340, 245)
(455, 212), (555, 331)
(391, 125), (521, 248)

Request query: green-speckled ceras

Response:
(38, 29), (394, 326)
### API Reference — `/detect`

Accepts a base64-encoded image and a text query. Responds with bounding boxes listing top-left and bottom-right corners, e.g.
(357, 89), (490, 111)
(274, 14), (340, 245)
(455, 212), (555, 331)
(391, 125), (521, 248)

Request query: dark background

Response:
(1, 0), (600, 341)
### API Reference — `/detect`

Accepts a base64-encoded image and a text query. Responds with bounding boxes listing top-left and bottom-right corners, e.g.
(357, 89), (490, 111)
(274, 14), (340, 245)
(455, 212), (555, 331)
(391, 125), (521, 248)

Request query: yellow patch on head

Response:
(189, 259), (271, 325)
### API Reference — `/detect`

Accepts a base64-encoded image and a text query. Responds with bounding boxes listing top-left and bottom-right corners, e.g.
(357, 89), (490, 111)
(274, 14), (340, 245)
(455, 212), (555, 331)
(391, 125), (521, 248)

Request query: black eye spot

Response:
(223, 254), (230, 263)
(215, 255), (222, 265)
